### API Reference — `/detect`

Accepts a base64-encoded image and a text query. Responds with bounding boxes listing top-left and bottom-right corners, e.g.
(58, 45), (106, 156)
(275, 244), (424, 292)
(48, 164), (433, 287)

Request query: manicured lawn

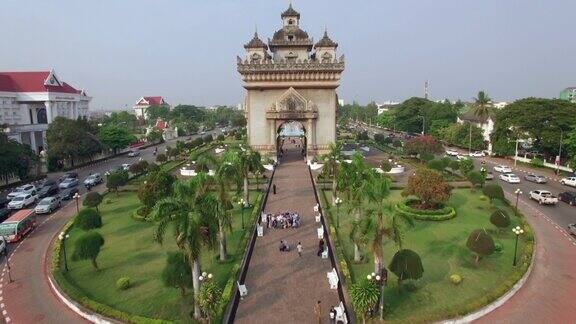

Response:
(322, 189), (532, 323)
(63, 190), (261, 321)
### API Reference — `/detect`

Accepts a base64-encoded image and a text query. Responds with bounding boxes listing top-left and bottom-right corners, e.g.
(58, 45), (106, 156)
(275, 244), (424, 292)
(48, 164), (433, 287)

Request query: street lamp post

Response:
(512, 226), (524, 266)
(199, 271), (213, 284)
(59, 232), (70, 271)
(557, 129), (563, 175)
(514, 189), (522, 217)
(3, 237), (12, 283)
(73, 192), (81, 213)
(238, 199), (245, 229)
(334, 197), (342, 229)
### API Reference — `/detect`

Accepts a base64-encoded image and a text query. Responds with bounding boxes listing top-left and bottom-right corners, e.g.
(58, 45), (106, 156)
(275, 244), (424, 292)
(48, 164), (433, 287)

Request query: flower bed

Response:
(395, 199), (456, 221)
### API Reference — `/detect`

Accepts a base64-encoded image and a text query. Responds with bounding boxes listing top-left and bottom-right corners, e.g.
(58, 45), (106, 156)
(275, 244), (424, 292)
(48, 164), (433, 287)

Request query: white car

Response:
(500, 173), (520, 183)
(569, 224), (576, 236)
(457, 155), (470, 161)
(128, 150), (140, 157)
(445, 149), (459, 156)
(122, 163), (131, 171)
(7, 184), (37, 200)
(469, 151), (485, 157)
(560, 177), (576, 187)
(8, 194), (37, 209)
(494, 165), (513, 173)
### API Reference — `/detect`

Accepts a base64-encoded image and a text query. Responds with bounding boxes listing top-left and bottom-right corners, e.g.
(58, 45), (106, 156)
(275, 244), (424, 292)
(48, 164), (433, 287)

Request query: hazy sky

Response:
(1, 0), (575, 110)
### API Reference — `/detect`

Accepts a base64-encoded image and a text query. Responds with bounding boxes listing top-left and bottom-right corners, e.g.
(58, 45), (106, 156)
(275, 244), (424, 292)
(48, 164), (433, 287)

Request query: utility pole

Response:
(469, 123), (472, 154)
(424, 81), (429, 100)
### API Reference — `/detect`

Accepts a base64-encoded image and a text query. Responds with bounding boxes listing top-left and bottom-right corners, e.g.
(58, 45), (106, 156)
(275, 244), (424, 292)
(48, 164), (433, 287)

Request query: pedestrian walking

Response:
(273, 184), (277, 194)
(314, 300), (322, 324)
(297, 242), (303, 257)
(317, 238), (325, 257)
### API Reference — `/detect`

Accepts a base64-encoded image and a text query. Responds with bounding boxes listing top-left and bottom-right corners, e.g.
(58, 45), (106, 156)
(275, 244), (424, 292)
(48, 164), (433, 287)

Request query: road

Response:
(0, 129), (223, 324)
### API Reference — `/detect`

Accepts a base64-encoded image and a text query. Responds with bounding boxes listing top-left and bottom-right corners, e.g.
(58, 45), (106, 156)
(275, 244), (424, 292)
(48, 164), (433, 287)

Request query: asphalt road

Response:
(0, 129), (223, 324)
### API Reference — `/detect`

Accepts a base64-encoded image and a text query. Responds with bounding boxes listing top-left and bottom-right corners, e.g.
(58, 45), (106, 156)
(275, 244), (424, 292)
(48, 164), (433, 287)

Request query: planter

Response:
(395, 199), (456, 221)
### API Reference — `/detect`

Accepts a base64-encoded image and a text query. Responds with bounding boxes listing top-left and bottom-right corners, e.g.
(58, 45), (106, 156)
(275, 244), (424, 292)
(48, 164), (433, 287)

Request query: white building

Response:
(133, 96), (169, 120)
(457, 112), (495, 153)
(0, 70), (90, 154)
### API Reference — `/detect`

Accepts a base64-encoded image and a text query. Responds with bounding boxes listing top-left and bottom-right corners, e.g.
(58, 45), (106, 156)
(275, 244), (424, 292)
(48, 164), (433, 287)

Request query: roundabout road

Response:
(0, 131), (222, 323)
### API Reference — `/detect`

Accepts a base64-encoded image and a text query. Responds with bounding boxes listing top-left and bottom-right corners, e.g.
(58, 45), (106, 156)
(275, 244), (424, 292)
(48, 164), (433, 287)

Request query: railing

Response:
(223, 167), (276, 323)
(307, 166), (353, 323)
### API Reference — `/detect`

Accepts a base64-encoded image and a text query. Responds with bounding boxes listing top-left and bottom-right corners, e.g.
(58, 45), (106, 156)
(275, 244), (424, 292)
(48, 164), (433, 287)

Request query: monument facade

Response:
(237, 4), (345, 158)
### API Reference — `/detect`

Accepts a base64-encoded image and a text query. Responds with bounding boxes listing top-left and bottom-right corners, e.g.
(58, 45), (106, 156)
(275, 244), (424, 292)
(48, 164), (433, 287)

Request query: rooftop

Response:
(281, 4), (300, 19)
(0, 71), (82, 94)
(314, 30), (338, 48)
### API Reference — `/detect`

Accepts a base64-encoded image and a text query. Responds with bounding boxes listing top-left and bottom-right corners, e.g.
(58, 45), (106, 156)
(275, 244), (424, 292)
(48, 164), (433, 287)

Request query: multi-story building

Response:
(559, 87), (576, 103)
(0, 70), (90, 154)
(133, 96), (170, 120)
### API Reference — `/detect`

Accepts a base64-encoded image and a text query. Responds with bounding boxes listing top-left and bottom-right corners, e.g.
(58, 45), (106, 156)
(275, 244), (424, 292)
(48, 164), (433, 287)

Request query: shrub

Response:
(392, 139), (403, 148)
(395, 200), (456, 221)
(402, 168), (452, 209)
(459, 158), (474, 174)
(106, 170), (129, 194)
(450, 274), (462, 285)
(466, 229), (495, 263)
(156, 153), (167, 163)
(380, 160), (392, 172)
(449, 160), (460, 170)
(83, 192), (103, 211)
(116, 277), (130, 290)
(483, 184), (505, 202)
(129, 160), (149, 174)
(467, 171), (485, 189)
(72, 231), (105, 269)
(490, 209), (511, 230)
(389, 249), (424, 290)
(203, 134), (213, 143)
(530, 157), (544, 167)
(441, 157), (452, 169)
(427, 159), (444, 171)
(161, 252), (192, 296)
(75, 209), (102, 231)
(404, 135), (443, 155)
(216, 134), (225, 141)
(494, 242), (503, 253)
(356, 131), (369, 141)
(420, 152), (435, 162)
(479, 195), (488, 201)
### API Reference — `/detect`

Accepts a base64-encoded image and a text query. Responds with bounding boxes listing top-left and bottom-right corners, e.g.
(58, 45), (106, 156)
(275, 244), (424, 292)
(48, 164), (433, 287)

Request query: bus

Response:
(0, 209), (36, 243)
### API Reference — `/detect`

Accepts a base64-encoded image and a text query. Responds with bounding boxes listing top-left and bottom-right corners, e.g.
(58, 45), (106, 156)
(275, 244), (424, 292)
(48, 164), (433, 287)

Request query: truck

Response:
(529, 190), (558, 205)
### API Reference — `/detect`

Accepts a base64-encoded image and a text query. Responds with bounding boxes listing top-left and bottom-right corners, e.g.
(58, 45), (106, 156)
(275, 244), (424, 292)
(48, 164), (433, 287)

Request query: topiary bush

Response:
(395, 199), (456, 221)
(427, 159), (445, 171)
(483, 184), (505, 203)
(389, 249), (424, 291)
(75, 209), (102, 231)
(450, 274), (462, 285)
(466, 229), (495, 264)
(490, 209), (511, 231)
(116, 277), (130, 290)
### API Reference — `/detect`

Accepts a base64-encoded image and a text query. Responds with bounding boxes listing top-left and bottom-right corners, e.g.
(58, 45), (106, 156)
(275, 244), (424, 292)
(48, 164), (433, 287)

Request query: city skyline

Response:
(1, 0), (575, 110)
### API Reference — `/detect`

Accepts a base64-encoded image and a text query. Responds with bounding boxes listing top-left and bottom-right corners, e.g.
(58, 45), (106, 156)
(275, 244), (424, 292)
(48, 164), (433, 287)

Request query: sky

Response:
(1, 0), (575, 111)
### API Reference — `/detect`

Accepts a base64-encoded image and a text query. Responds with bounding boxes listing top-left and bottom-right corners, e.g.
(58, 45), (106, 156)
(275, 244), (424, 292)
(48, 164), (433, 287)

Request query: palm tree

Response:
(151, 179), (218, 320)
(472, 90), (492, 120)
(226, 146), (262, 205)
(323, 143), (343, 204)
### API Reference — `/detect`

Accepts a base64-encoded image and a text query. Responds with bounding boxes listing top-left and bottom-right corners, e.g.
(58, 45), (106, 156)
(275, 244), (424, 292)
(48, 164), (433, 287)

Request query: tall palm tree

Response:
(472, 90), (492, 120)
(151, 179), (218, 319)
(226, 146), (262, 205)
(323, 142), (343, 204)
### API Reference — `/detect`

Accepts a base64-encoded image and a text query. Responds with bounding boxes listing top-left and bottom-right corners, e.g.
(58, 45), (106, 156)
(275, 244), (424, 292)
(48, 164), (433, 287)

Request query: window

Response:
(288, 19), (294, 25)
(288, 35), (294, 41)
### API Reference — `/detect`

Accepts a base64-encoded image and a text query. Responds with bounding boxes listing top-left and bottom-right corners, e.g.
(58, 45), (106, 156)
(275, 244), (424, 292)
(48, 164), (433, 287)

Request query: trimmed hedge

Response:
(395, 199), (456, 221)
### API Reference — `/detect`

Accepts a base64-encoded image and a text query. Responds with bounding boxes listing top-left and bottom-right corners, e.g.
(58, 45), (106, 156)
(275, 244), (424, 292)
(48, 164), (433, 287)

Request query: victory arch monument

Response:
(237, 4), (345, 158)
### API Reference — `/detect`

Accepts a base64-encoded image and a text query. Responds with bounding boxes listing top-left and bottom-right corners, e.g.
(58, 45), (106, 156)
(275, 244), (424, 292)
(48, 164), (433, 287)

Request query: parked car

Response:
(499, 173), (520, 183)
(0, 197), (8, 209)
(560, 177), (576, 187)
(128, 149), (140, 157)
(38, 179), (58, 191)
(83, 173), (103, 186)
(59, 172), (78, 182)
(529, 190), (558, 205)
(445, 149), (459, 156)
(485, 172), (494, 180)
(494, 165), (513, 173)
(37, 185), (58, 199)
(7, 184), (37, 200)
(34, 197), (61, 214)
(568, 223), (576, 236)
(469, 151), (485, 157)
(8, 194), (37, 209)
(59, 187), (79, 200)
(524, 174), (547, 184)
(558, 191), (576, 206)
(59, 178), (79, 189)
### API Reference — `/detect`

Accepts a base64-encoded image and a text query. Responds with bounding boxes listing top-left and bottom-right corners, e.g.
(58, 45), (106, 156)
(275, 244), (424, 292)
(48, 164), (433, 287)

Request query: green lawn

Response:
(322, 189), (532, 323)
(62, 190), (261, 321)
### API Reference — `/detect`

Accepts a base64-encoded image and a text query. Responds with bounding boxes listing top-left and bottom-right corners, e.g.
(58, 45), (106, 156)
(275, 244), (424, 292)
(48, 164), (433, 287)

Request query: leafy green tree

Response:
(402, 168), (451, 209)
(467, 171), (485, 190)
(156, 153), (167, 163)
(350, 279), (380, 324)
(102, 111), (138, 132)
(198, 280), (222, 321)
(490, 209), (511, 232)
(72, 231), (105, 269)
(46, 117), (102, 167)
(137, 170), (175, 215)
(389, 249), (424, 291)
(482, 184), (505, 203)
(322, 143), (343, 203)
(404, 135), (443, 156)
(394, 97), (457, 134)
(379, 160), (392, 173)
(376, 111), (395, 128)
(83, 192), (103, 211)
(441, 122), (486, 151)
(97, 124), (136, 154)
(128, 160), (149, 175)
(106, 170), (129, 194)
(146, 129), (164, 143)
(427, 159), (444, 172)
(0, 128), (38, 183)
(466, 229), (495, 264)
(161, 251), (192, 296)
(75, 209), (102, 230)
(146, 105), (171, 123)
(459, 158), (474, 174)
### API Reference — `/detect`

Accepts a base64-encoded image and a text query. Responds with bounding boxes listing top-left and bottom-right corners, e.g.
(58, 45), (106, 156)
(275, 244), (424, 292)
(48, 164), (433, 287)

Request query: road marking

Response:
(5, 316), (10, 322)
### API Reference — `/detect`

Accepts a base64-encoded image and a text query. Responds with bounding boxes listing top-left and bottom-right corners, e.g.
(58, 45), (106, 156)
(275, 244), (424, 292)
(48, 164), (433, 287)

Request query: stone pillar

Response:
(307, 119), (313, 156)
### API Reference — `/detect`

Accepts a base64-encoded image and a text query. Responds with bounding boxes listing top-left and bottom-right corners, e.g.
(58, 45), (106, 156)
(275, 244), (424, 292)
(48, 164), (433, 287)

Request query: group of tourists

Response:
(266, 211), (301, 229)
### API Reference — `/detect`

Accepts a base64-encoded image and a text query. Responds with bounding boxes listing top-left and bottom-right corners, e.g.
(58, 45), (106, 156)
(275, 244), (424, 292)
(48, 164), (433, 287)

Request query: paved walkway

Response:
(234, 145), (340, 323)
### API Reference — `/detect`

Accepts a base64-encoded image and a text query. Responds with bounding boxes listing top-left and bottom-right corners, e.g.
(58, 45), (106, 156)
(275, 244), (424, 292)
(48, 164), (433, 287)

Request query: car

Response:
(59, 187), (79, 200)
(0, 197), (8, 209)
(34, 197), (61, 214)
(37, 179), (59, 195)
(499, 173), (520, 183)
(83, 173), (103, 186)
(7, 184), (37, 200)
(122, 163), (131, 171)
(445, 149), (459, 156)
(469, 151), (485, 157)
(524, 173), (547, 184)
(456, 154), (470, 161)
(529, 190), (558, 205)
(494, 165), (513, 173)
(568, 224), (576, 236)
(485, 172), (494, 180)
(59, 178), (79, 189)
(558, 191), (576, 206)
(59, 172), (78, 182)
(128, 149), (140, 157)
(560, 177), (576, 187)
(0, 208), (11, 223)
(37, 185), (57, 199)
(7, 194), (37, 209)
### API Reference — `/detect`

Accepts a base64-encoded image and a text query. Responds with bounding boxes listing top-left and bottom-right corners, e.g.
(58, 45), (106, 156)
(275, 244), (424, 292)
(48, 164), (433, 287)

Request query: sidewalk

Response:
(234, 146), (340, 323)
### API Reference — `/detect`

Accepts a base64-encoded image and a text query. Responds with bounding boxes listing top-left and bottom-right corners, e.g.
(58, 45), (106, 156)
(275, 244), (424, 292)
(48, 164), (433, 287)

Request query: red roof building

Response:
(133, 96), (170, 120)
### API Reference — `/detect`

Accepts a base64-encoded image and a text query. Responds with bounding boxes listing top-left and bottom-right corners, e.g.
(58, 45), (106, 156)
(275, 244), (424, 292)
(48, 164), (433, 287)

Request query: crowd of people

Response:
(266, 211), (301, 229)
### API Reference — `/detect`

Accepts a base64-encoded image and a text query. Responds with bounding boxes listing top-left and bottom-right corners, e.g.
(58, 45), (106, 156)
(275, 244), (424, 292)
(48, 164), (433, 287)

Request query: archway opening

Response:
(276, 120), (307, 160)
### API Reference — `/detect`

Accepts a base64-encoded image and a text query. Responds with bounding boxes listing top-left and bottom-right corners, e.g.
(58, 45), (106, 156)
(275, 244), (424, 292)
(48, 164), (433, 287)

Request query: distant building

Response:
(133, 96), (169, 120)
(559, 87), (576, 103)
(0, 70), (91, 153)
(493, 101), (509, 109)
(338, 99), (345, 106)
(457, 112), (495, 153)
(146, 118), (177, 141)
(376, 101), (400, 115)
